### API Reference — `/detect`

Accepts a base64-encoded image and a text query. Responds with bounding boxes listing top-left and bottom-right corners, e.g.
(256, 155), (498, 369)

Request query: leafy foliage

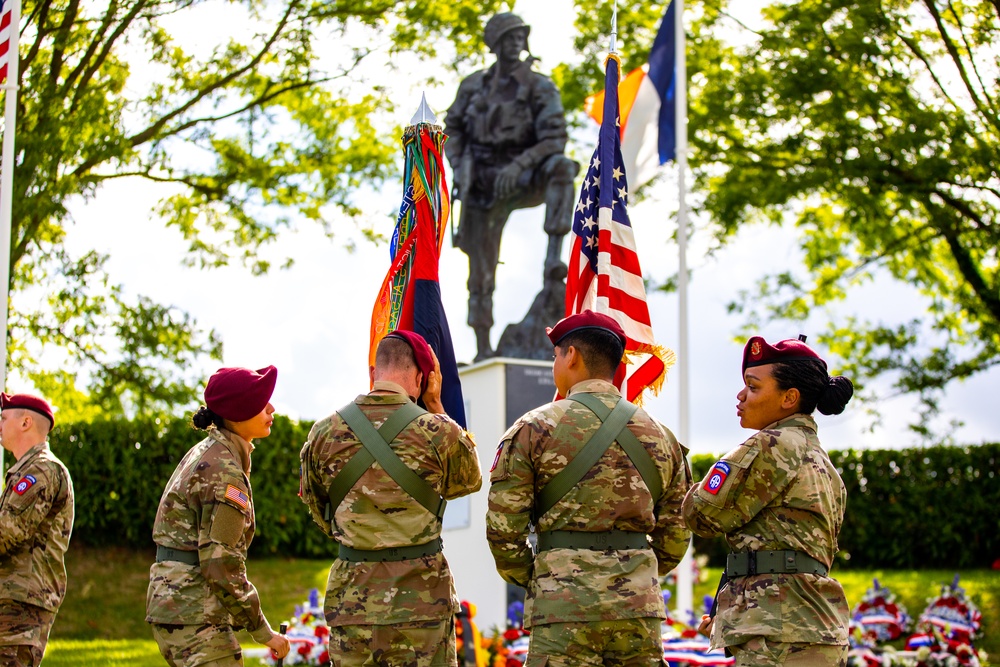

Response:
(5, 0), (507, 412)
(52, 413), (334, 557)
(690, 444), (1000, 569)
(559, 0), (1000, 436)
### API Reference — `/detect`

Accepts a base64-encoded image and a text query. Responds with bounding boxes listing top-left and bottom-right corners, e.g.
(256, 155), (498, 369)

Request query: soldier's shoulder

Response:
(196, 438), (242, 474)
(26, 448), (71, 478)
(415, 410), (465, 434)
(759, 421), (811, 452)
(457, 69), (489, 90)
(497, 401), (564, 442)
(307, 412), (345, 442)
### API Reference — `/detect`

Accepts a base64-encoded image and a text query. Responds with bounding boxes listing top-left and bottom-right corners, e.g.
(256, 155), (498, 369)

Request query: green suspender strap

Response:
(325, 402), (446, 520)
(535, 394), (663, 521)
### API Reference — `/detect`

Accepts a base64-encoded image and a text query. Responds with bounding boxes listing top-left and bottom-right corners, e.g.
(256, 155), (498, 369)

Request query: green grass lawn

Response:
(48, 546), (1000, 666)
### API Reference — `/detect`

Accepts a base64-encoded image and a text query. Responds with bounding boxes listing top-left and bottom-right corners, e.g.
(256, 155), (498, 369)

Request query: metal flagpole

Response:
(0, 0), (23, 488)
(673, 0), (695, 625)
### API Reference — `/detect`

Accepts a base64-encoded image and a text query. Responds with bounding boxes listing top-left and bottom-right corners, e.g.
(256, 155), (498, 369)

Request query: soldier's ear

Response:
(566, 345), (583, 369)
(781, 387), (801, 411)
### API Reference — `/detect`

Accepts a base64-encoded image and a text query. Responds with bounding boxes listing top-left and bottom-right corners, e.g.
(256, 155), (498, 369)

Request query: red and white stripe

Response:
(0, 0), (12, 85)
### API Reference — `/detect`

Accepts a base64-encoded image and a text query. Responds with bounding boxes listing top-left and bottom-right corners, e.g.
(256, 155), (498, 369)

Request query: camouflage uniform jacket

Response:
(145, 426), (274, 644)
(0, 443), (75, 612)
(486, 379), (692, 628)
(299, 381), (482, 626)
(682, 413), (849, 648)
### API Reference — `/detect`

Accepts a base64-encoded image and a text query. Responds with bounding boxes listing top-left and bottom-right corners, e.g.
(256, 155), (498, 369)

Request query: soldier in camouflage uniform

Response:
(0, 393), (74, 667)
(683, 336), (855, 667)
(486, 311), (692, 666)
(299, 331), (482, 667)
(146, 366), (290, 667)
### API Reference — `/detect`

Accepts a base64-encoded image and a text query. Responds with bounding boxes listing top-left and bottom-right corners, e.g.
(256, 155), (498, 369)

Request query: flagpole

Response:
(0, 0), (22, 488)
(673, 0), (695, 625)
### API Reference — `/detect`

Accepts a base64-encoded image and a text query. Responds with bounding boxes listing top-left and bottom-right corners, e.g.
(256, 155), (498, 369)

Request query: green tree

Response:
(3, 0), (507, 414)
(559, 0), (999, 437)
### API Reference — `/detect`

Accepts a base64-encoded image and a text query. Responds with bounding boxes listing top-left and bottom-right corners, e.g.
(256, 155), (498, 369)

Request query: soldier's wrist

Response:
(249, 620), (276, 644)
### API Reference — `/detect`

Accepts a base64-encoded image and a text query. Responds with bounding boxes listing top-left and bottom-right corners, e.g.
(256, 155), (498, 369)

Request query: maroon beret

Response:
(0, 392), (55, 427)
(204, 365), (277, 422)
(385, 330), (434, 394)
(742, 336), (826, 375)
(546, 310), (627, 348)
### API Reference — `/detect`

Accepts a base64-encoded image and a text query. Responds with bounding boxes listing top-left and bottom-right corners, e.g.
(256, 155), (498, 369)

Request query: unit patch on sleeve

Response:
(14, 474), (37, 495)
(224, 484), (249, 510)
(490, 443), (504, 473)
(703, 462), (731, 496)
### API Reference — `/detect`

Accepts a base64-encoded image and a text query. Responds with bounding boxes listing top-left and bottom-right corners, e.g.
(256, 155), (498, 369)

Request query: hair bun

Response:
(817, 375), (854, 415)
(191, 405), (216, 430)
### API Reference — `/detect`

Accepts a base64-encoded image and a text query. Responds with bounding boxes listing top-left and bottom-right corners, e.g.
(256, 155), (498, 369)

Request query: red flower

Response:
(314, 625), (330, 638)
(297, 643), (310, 656)
(503, 628), (522, 641)
(319, 650), (330, 663)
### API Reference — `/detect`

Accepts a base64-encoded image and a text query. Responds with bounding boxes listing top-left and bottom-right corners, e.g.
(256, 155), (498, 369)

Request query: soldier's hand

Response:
(697, 614), (714, 637)
(267, 633), (290, 659)
(495, 162), (523, 199)
(422, 347), (446, 414)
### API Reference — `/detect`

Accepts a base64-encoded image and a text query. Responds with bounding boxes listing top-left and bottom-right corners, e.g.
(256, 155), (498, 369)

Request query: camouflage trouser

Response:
(729, 637), (848, 667)
(525, 618), (665, 666)
(0, 599), (56, 667)
(150, 623), (243, 667)
(328, 618), (457, 667)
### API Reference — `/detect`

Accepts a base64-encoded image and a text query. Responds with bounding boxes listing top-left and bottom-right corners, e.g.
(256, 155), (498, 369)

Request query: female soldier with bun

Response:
(683, 336), (854, 667)
(146, 366), (290, 667)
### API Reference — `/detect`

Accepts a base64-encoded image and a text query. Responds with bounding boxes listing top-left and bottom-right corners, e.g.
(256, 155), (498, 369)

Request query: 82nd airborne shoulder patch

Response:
(703, 462), (731, 495)
(14, 474), (38, 495)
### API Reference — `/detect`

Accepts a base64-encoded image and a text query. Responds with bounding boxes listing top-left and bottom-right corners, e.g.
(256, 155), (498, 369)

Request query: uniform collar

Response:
(5, 442), (47, 475)
(359, 381), (412, 404)
(765, 413), (818, 433)
(566, 378), (620, 397)
(208, 425), (253, 474)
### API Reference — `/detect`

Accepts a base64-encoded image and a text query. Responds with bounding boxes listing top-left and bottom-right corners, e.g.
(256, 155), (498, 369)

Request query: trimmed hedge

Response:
(50, 415), (336, 558)
(48, 416), (999, 567)
(689, 444), (1000, 569)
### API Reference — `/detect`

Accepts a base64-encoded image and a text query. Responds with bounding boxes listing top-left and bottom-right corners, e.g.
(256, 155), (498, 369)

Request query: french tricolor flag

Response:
(586, 2), (677, 188)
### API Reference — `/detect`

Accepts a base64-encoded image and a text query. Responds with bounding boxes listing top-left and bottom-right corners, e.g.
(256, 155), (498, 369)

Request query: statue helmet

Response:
(484, 12), (531, 53)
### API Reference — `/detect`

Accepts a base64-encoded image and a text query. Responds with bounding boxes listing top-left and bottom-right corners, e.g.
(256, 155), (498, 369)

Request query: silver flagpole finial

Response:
(610, 1), (619, 55)
(409, 92), (438, 126)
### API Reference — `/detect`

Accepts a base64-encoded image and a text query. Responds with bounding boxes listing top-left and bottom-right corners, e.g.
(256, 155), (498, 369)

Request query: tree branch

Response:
(124, 0), (299, 149)
(921, 0), (1000, 133)
(923, 197), (1000, 322)
(945, 0), (999, 118)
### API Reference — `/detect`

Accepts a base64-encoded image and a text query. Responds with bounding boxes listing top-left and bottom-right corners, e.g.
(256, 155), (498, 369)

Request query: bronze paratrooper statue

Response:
(445, 12), (580, 361)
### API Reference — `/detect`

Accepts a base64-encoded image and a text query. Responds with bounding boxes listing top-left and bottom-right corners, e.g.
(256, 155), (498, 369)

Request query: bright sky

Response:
(40, 0), (1000, 454)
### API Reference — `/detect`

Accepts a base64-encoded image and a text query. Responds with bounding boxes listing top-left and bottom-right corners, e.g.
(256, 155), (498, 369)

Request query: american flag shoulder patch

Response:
(224, 484), (249, 510)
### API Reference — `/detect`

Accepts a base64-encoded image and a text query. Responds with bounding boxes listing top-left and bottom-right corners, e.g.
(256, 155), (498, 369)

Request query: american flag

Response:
(0, 0), (12, 84)
(566, 54), (675, 403)
(224, 484), (249, 510)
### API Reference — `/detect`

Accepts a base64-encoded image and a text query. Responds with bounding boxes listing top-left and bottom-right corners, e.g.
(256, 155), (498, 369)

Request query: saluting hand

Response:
(267, 633), (290, 660)
(422, 348), (446, 414)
